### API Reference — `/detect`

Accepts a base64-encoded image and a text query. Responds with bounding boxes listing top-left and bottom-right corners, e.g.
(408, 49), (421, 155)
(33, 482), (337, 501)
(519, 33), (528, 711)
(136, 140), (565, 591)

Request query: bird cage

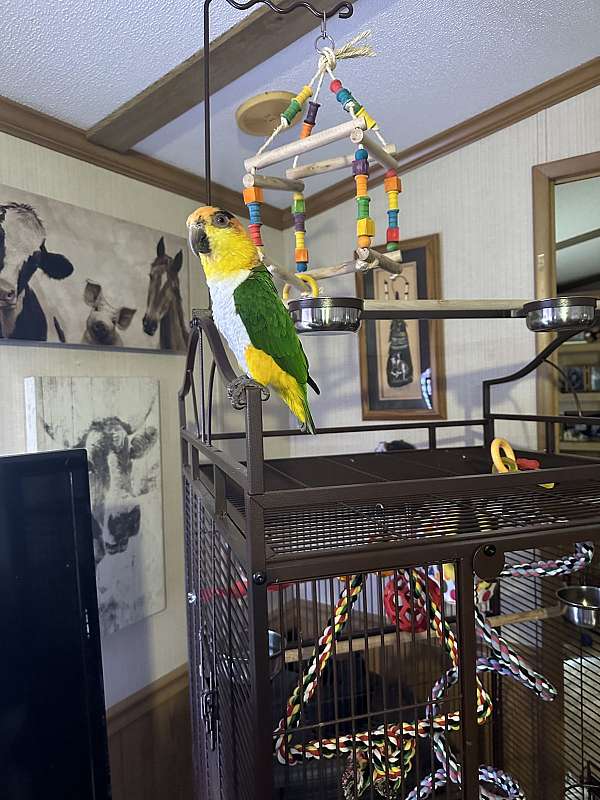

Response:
(179, 313), (600, 800)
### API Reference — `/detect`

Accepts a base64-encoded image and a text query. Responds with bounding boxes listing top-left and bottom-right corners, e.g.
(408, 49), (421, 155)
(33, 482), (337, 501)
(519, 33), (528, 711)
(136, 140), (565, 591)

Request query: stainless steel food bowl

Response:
(287, 297), (364, 334)
(523, 297), (597, 332)
(268, 629), (284, 679)
(557, 585), (600, 631)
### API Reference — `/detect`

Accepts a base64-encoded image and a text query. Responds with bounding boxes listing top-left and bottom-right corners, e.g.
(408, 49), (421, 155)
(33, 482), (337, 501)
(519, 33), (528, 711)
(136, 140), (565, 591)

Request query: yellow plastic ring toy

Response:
(491, 438), (516, 474)
(282, 273), (319, 301)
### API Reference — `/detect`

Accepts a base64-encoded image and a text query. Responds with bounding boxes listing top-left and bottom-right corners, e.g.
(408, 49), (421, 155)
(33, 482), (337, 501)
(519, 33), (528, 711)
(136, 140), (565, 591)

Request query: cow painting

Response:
(0, 203), (74, 341)
(25, 376), (166, 635)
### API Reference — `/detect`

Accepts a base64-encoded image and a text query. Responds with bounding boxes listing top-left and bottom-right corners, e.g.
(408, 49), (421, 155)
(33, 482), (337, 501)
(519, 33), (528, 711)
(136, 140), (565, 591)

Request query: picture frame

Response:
(356, 233), (446, 420)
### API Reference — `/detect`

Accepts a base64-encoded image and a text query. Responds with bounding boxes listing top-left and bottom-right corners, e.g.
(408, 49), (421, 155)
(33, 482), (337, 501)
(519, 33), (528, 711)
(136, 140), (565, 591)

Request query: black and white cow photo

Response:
(24, 376), (166, 636)
(0, 183), (189, 351)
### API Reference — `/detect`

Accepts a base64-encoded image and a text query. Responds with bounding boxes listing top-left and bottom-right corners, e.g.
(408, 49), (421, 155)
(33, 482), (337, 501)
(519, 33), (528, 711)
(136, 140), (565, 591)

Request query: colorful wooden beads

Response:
(281, 85), (313, 126)
(329, 80), (377, 130)
(353, 148), (374, 249)
(292, 192), (308, 272)
(243, 186), (264, 247)
(384, 169), (402, 251)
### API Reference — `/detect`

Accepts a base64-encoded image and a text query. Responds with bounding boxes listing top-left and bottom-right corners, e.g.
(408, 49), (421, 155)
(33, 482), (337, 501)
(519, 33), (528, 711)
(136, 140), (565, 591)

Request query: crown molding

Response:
(0, 95), (286, 229)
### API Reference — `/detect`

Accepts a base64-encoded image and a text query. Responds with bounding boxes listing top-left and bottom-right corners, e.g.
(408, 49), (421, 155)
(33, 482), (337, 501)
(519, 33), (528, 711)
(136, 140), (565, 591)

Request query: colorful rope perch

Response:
(273, 534), (593, 798)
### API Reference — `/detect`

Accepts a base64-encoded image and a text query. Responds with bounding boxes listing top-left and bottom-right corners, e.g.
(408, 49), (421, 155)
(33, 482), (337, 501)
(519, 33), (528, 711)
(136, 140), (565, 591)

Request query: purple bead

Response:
(304, 101), (320, 125)
(293, 213), (305, 232)
(352, 159), (369, 176)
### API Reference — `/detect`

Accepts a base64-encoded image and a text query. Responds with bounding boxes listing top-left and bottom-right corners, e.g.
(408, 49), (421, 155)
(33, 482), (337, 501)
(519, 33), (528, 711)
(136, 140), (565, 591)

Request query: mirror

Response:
(553, 175), (600, 454)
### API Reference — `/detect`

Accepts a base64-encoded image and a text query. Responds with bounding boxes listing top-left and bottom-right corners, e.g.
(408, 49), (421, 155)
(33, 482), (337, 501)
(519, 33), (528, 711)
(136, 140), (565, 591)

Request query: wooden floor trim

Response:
(107, 663), (189, 736)
(0, 95), (285, 229)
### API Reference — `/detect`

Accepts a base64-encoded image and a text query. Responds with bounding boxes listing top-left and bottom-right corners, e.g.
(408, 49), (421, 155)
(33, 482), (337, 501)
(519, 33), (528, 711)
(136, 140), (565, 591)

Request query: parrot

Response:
(186, 206), (319, 433)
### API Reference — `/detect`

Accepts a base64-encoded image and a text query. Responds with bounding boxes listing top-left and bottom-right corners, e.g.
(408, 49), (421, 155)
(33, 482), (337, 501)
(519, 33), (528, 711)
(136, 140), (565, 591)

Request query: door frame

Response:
(532, 150), (600, 446)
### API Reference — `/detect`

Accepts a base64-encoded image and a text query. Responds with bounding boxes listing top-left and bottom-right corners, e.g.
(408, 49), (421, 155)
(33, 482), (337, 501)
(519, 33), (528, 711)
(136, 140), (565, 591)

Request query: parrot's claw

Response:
(227, 376), (270, 410)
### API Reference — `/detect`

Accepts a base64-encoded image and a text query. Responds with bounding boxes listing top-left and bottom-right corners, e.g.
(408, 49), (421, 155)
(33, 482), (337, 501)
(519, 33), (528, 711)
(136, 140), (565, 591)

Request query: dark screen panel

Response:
(0, 450), (110, 800)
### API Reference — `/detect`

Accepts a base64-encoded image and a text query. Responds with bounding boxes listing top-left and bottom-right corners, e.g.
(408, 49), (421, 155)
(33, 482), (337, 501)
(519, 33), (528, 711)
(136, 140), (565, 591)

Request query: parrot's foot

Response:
(227, 375), (270, 410)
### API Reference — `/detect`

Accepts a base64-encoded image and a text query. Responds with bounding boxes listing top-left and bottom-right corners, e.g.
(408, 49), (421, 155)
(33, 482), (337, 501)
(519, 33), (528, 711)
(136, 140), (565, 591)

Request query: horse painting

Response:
(142, 237), (189, 352)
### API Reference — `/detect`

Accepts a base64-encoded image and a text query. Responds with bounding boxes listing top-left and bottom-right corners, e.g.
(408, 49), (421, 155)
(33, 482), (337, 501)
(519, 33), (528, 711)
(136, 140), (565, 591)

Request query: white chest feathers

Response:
(208, 272), (252, 373)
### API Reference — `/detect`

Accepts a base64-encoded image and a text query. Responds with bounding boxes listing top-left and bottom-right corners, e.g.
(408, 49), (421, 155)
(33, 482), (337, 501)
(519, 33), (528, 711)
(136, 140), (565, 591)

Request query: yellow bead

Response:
(294, 232), (305, 248)
(388, 191), (399, 210)
(357, 217), (375, 237)
(294, 85), (312, 106)
(293, 192), (304, 202)
(356, 106), (377, 130)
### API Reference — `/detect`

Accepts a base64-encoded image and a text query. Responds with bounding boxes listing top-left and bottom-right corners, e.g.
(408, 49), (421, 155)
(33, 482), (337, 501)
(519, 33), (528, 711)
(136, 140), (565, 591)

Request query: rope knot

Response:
(318, 46), (337, 73)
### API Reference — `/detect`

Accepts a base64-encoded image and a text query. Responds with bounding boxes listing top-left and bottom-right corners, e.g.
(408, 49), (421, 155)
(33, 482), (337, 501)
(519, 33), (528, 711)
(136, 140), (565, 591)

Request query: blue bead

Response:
(296, 262), (308, 272)
(355, 148), (368, 160)
(336, 88), (352, 105)
(387, 210), (399, 226)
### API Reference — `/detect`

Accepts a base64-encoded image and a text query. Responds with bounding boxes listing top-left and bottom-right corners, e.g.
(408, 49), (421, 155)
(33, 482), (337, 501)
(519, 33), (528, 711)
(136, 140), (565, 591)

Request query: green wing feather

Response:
(233, 266), (318, 392)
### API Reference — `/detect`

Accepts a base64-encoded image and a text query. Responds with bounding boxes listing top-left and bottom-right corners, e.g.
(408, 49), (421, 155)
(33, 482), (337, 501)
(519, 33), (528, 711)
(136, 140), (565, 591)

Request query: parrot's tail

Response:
(279, 382), (317, 434)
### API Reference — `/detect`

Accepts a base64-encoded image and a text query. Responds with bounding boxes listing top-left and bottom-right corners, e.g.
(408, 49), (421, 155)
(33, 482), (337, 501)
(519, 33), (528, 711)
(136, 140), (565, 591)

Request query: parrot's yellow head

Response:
(186, 206), (259, 282)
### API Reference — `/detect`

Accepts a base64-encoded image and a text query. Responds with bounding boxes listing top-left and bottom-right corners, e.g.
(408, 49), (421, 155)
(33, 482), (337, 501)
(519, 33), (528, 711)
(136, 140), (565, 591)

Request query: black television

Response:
(0, 449), (111, 800)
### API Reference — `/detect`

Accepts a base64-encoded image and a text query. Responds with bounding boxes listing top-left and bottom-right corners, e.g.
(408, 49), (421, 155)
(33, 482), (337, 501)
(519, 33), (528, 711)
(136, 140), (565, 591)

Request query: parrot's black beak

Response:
(188, 222), (210, 256)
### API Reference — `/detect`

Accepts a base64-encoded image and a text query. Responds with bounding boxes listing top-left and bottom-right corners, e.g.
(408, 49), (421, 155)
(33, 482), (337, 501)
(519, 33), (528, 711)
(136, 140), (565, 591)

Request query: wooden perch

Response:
(362, 298), (529, 319)
(244, 118), (367, 172)
(283, 605), (563, 664)
(285, 144), (397, 180)
(243, 172), (305, 193)
(356, 247), (403, 274)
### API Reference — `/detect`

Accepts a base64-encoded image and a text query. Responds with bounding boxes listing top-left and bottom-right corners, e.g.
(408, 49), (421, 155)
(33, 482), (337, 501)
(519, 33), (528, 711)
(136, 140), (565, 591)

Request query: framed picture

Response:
(356, 234), (446, 420)
(0, 183), (190, 352)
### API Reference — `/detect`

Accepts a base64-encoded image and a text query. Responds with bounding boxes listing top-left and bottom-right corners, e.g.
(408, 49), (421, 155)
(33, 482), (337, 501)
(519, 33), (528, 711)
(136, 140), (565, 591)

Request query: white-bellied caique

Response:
(186, 206), (319, 433)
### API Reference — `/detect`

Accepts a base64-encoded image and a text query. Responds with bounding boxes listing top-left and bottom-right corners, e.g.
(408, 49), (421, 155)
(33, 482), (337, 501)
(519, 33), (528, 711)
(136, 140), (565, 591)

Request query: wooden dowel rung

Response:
(282, 605), (562, 664)
(285, 144), (398, 180)
(356, 247), (403, 274)
(244, 118), (367, 172)
(360, 131), (402, 172)
(243, 173), (305, 193)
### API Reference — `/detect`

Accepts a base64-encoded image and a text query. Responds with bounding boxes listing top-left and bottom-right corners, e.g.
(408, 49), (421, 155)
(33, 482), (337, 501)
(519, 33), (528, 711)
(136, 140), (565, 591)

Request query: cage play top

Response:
(240, 26), (406, 295)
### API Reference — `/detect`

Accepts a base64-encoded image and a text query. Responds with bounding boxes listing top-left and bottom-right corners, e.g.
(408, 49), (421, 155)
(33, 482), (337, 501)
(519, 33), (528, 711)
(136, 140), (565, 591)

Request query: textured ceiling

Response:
(136, 0), (600, 206)
(1, 0), (250, 126)
(2, 0), (600, 208)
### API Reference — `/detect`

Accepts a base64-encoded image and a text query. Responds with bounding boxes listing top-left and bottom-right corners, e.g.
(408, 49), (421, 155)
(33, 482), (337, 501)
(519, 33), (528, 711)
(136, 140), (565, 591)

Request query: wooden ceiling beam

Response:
(86, 0), (344, 153)
(0, 95), (286, 229)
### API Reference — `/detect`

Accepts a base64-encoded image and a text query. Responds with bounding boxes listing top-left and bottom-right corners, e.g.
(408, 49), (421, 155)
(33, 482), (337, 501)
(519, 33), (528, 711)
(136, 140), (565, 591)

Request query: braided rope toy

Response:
(271, 439), (594, 797)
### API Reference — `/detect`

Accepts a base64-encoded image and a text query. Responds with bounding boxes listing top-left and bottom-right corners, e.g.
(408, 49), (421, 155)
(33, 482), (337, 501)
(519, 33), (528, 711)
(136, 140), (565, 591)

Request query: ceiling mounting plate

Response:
(236, 91), (299, 137)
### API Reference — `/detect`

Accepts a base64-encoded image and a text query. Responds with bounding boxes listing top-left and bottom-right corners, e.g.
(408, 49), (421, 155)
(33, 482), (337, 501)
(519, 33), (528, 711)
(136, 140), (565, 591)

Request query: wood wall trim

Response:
(87, 0), (348, 153)
(107, 663), (189, 736)
(0, 95), (285, 229)
(282, 57), (600, 227)
(532, 150), (600, 448)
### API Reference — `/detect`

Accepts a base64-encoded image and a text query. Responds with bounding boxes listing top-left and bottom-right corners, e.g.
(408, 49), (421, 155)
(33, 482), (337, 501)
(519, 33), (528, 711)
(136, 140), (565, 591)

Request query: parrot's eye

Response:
(212, 212), (231, 229)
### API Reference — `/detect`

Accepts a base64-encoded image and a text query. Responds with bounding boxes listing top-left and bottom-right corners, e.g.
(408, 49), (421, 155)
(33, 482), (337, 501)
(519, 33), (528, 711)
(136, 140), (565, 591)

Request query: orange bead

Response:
(355, 174), (368, 196)
(243, 186), (264, 204)
(358, 235), (371, 248)
(295, 248), (309, 262)
(300, 122), (314, 139)
(384, 175), (401, 193)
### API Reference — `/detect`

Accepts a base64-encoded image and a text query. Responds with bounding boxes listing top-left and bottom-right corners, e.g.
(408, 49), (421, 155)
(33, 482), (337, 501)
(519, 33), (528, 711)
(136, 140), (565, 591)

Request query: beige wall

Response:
(285, 85), (600, 458)
(0, 131), (286, 706)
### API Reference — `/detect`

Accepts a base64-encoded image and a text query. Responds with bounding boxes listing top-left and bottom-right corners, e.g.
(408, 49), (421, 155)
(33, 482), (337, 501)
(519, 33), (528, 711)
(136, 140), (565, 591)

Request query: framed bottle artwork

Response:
(356, 233), (446, 420)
